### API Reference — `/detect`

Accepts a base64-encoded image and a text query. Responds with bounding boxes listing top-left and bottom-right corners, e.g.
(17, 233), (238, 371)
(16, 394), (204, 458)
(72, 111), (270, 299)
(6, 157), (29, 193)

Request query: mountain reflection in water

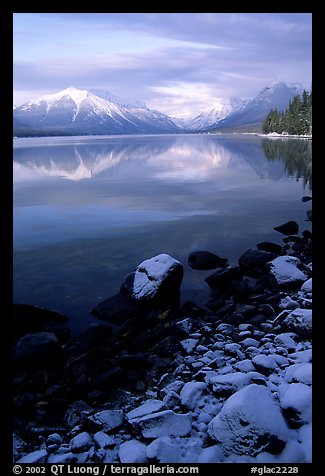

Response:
(13, 134), (312, 333)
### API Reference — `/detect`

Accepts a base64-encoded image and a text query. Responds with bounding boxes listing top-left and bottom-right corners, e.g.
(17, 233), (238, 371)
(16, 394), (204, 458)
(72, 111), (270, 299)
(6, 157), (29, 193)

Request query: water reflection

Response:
(14, 134), (312, 185)
(262, 138), (312, 189)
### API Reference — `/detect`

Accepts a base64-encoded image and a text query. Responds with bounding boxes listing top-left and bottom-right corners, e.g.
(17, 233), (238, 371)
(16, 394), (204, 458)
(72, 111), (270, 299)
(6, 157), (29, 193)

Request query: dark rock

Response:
(238, 249), (276, 276)
(15, 332), (60, 368)
(91, 291), (138, 323)
(231, 280), (251, 301)
(13, 304), (69, 339)
(256, 242), (283, 255)
(273, 220), (299, 236)
(291, 241), (306, 253)
(302, 196), (312, 202)
(247, 314), (268, 325)
(306, 210), (312, 222)
(188, 251), (228, 270)
(205, 293), (226, 311)
(302, 230), (312, 239)
(91, 367), (124, 390)
(282, 235), (303, 244)
(118, 352), (146, 369)
(205, 266), (243, 290)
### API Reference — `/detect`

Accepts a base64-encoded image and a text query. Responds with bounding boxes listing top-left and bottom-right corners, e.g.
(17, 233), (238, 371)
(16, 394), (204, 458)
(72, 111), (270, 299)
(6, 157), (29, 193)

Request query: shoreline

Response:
(13, 206), (312, 464)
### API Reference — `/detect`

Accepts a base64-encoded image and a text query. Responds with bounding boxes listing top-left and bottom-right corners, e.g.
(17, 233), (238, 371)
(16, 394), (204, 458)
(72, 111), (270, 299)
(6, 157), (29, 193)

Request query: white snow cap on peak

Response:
(32, 87), (89, 108)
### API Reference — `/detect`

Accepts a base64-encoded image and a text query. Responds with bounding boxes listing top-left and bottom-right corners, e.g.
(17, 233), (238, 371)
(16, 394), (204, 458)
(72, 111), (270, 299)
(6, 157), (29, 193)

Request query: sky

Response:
(13, 13), (312, 118)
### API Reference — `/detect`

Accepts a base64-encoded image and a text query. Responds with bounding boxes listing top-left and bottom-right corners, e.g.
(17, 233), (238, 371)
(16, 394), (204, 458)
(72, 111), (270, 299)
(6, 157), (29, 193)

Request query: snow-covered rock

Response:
(180, 382), (206, 409)
(93, 431), (115, 449)
(278, 383), (312, 428)
(122, 254), (183, 302)
(47, 452), (77, 463)
(267, 256), (307, 287)
(126, 400), (165, 421)
(301, 278), (312, 293)
(282, 308), (312, 338)
(129, 410), (192, 438)
(70, 431), (93, 452)
(119, 439), (148, 463)
(17, 449), (48, 463)
(284, 363), (312, 385)
(180, 338), (199, 354)
(146, 436), (181, 462)
(207, 372), (266, 396)
(298, 423), (312, 462)
(208, 384), (289, 456)
(252, 354), (278, 375)
(87, 410), (123, 432)
(197, 445), (224, 463)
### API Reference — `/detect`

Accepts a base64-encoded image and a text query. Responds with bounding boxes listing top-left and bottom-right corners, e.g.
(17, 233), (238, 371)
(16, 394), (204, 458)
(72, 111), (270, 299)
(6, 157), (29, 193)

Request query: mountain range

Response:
(13, 82), (303, 137)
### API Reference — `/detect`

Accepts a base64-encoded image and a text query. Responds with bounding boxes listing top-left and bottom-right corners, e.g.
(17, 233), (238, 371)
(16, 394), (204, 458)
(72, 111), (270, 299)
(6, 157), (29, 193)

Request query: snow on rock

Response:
(233, 359), (256, 373)
(119, 439), (148, 463)
(87, 409), (123, 432)
(301, 278), (312, 293)
(274, 333), (298, 351)
(180, 382), (206, 409)
(197, 445), (224, 463)
(298, 423), (312, 462)
(284, 363), (312, 385)
(289, 349), (312, 363)
(129, 410), (192, 438)
(240, 337), (260, 348)
(252, 354), (278, 375)
(17, 449), (48, 463)
(93, 431), (115, 449)
(70, 431), (93, 452)
(126, 399), (165, 421)
(278, 383), (312, 428)
(267, 256), (307, 287)
(279, 296), (299, 310)
(122, 254), (183, 302)
(208, 384), (289, 456)
(208, 372), (266, 397)
(282, 308), (312, 338)
(146, 436), (181, 462)
(180, 338), (199, 354)
(47, 452), (77, 463)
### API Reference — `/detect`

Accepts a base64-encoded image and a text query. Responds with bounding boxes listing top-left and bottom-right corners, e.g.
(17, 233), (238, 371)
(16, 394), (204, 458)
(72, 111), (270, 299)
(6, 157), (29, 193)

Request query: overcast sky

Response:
(13, 13), (312, 118)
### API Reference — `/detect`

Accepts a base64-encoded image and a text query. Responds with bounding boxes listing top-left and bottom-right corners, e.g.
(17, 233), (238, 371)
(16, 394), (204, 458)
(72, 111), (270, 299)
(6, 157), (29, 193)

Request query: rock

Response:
(146, 436), (181, 463)
(205, 266), (243, 290)
(64, 400), (94, 428)
(267, 256), (307, 288)
(91, 290), (138, 323)
(252, 355), (277, 375)
(301, 278), (312, 293)
(238, 249), (276, 275)
(180, 382), (206, 409)
(126, 400), (165, 421)
(180, 338), (199, 354)
(17, 449), (48, 463)
(87, 410), (124, 432)
(274, 333), (298, 351)
(197, 445), (223, 463)
(15, 332), (60, 367)
(91, 367), (124, 389)
(284, 363), (312, 385)
(47, 433), (63, 446)
(188, 251), (228, 270)
(306, 210), (312, 222)
(207, 372), (266, 397)
(119, 352), (146, 369)
(119, 439), (148, 463)
(13, 303), (69, 339)
(279, 383), (312, 428)
(273, 220), (299, 236)
(129, 410), (192, 438)
(47, 452), (77, 463)
(240, 337), (260, 348)
(302, 196), (312, 202)
(282, 308), (312, 338)
(208, 384), (289, 456)
(279, 296), (299, 310)
(256, 242), (283, 255)
(121, 254), (183, 304)
(70, 431), (93, 452)
(93, 431), (115, 449)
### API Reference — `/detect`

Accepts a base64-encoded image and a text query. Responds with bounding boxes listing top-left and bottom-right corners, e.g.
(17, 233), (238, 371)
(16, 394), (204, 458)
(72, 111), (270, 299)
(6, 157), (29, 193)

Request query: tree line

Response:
(262, 90), (312, 135)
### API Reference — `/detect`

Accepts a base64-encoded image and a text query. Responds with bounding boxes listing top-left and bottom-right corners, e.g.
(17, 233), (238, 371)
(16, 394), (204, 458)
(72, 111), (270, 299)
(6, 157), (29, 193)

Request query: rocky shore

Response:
(13, 202), (312, 464)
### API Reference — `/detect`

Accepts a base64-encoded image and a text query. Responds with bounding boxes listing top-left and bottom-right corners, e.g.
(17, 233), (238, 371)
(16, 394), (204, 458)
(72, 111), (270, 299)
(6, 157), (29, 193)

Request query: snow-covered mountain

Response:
(180, 97), (251, 131)
(208, 82), (303, 131)
(13, 87), (181, 136)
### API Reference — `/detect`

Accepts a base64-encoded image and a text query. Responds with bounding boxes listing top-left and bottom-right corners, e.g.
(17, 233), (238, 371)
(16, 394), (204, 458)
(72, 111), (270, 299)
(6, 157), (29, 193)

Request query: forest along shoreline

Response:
(13, 197), (312, 463)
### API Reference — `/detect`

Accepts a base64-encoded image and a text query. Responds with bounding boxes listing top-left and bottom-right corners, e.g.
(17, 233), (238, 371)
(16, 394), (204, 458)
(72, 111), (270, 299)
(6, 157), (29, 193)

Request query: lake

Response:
(13, 134), (312, 333)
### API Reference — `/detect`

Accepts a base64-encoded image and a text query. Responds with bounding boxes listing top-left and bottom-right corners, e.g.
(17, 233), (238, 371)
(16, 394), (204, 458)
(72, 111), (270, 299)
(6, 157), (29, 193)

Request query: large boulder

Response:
(122, 254), (183, 305)
(273, 220), (299, 236)
(238, 249), (276, 276)
(205, 266), (243, 290)
(208, 384), (289, 456)
(282, 308), (312, 338)
(14, 332), (60, 367)
(267, 256), (307, 288)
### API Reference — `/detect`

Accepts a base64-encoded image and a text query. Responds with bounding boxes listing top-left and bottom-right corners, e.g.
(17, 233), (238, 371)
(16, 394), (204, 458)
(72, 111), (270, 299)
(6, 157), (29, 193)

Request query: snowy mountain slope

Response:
(208, 82), (303, 131)
(13, 87), (181, 136)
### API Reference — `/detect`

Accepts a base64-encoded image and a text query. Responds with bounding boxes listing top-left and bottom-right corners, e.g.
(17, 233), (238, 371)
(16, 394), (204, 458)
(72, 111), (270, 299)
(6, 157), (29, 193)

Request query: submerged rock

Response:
(188, 251), (228, 270)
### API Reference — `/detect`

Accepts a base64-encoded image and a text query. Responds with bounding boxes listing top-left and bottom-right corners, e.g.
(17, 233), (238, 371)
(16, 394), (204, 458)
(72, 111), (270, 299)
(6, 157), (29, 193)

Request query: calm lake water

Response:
(13, 134), (312, 333)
